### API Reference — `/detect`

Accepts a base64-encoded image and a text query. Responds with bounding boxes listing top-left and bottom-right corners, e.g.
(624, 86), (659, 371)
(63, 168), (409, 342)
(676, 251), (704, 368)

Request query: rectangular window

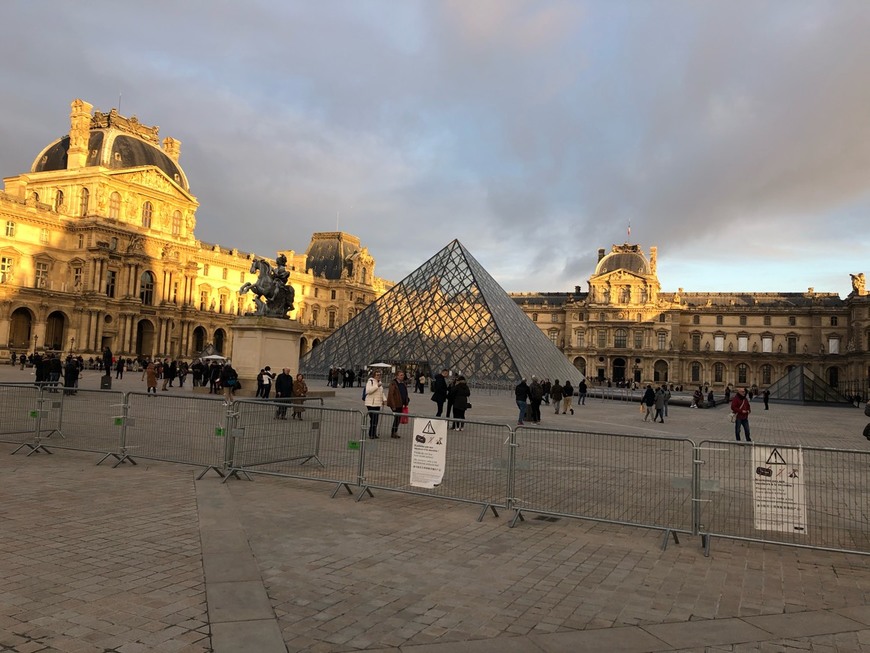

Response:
(762, 337), (773, 353)
(314, 287), (319, 298)
(40, 228), (49, 244)
(222, 268), (228, 280)
(0, 256), (12, 283)
(788, 316), (796, 326)
(219, 295), (226, 313)
(739, 315), (747, 326)
(203, 264), (209, 276)
(72, 266), (82, 289)
(331, 289), (336, 300)
(738, 336), (748, 352)
(634, 331), (643, 348)
(35, 262), (49, 288)
(716, 315), (723, 325)
(78, 234), (84, 249)
(328, 311), (336, 328)
(5, 221), (15, 237)
(763, 315), (771, 326)
(575, 331), (585, 348)
(549, 332), (558, 345)
(200, 290), (208, 311)
(105, 270), (117, 298)
(312, 308), (319, 325)
(597, 329), (606, 348)
(614, 330), (627, 348)
(172, 281), (179, 304)
(657, 332), (666, 350)
(738, 364), (748, 384)
(714, 336), (724, 352)
(692, 334), (701, 351)
(787, 336), (797, 354)
(828, 338), (839, 354)
(551, 313), (559, 322)
(691, 363), (700, 382)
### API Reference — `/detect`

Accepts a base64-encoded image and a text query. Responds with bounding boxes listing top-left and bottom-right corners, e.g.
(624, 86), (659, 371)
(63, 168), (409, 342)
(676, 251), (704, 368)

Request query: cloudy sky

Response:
(3, 1), (869, 297)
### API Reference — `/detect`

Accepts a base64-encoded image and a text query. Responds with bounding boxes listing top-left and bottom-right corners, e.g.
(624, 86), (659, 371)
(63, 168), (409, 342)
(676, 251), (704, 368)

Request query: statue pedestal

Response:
(230, 316), (303, 397)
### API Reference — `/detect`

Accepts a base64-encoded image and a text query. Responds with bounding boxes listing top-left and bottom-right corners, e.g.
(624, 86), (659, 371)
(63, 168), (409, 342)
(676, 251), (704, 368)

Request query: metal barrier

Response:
(36, 388), (127, 458)
(0, 384), (40, 442)
(228, 400), (364, 495)
(696, 440), (870, 555)
(357, 410), (511, 520)
(511, 426), (696, 545)
(121, 392), (233, 478)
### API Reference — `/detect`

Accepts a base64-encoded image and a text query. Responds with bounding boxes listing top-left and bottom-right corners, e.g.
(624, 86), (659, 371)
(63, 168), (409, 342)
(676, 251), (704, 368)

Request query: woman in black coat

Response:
(449, 376), (471, 431)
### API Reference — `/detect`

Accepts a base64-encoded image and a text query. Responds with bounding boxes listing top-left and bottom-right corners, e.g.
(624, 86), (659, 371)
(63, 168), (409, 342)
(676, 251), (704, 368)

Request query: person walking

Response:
(762, 388), (770, 410)
(663, 385), (671, 417)
(260, 366), (274, 399)
(731, 387), (752, 442)
(562, 379), (574, 415)
(431, 369), (449, 416)
(449, 376), (470, 431)
(641, 384), (655, 421)
(364, 370), (386, 438)
(654, 386), (666, 423)
(551, 380), (564, 414)
(274, 368), (293, 419)
(219, 361), (238, 404)
(515, 378), (530, 425)
(291, 373), (308, 420)
(528, 376), (544, 424)
(578, 379), (587, 406)
(386, 371), (410, 438)
(144, 361), (158, 394)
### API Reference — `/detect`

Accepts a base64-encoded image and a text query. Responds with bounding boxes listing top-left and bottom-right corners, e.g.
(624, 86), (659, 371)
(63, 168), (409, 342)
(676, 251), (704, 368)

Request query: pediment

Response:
(111, 166), (194, 201)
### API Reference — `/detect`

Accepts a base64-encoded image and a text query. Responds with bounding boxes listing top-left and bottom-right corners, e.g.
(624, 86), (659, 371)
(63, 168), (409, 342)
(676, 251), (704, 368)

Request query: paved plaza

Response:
(2, 363), (870, 652)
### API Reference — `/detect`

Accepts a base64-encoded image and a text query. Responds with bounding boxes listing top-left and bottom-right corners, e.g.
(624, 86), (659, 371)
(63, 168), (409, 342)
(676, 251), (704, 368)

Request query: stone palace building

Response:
(512, 244), (870, 394)
(0, 99), (390, 362)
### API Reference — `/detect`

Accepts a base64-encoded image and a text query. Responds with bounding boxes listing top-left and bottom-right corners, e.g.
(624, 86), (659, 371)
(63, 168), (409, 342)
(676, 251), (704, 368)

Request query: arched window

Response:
(737, 363), (748, 384)
(691, 361), (701, 382)
(171, 211), (181, 236)
(79, 188), (89, 216)
(714, 362), (725, 383)
(109, 192), (121, 219)
(139, 271), (155, 305)
(614, 328), (627, 348)
(761, 364), (772, 385)
(141, 201), (153, 228)
(54, 189), (64, 212)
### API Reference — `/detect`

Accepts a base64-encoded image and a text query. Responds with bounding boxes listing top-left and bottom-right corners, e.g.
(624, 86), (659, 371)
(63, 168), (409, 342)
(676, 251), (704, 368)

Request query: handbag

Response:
(400, 406), (409, 424)
(729, 412), (736, 423)
(466, 403), (472, 410)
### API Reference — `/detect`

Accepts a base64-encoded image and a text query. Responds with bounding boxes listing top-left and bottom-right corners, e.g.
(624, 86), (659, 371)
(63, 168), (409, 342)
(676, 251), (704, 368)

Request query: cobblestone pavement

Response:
(2, 366), (870, 651)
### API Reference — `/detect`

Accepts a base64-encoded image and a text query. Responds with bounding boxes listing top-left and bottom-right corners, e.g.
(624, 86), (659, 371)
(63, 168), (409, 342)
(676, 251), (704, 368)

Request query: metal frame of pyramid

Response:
(299, 240), (585, 386)
(766, 364), (852, 404)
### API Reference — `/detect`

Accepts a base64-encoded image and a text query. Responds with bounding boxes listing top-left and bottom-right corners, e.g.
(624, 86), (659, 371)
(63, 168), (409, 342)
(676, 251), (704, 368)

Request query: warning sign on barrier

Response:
(410, 418), (447, 488)
(752, 446), (806, 533)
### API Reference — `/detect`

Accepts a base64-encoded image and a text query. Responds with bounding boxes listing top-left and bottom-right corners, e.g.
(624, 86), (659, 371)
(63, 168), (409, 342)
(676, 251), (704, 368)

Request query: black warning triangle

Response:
(422, 421), (437, 435)
(765, 448), (787, 465)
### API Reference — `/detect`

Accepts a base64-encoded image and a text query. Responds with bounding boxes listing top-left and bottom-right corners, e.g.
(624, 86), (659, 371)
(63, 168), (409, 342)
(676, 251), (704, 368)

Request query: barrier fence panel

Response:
(0, 384), (41, 444)
(697, 440), (870, 555)
(511, 427), (695, 536)
(229, 401), (364, 493)
(37, 388), (126, 457)
(123, 392), (231, 477)
(358, 410), (511, 519)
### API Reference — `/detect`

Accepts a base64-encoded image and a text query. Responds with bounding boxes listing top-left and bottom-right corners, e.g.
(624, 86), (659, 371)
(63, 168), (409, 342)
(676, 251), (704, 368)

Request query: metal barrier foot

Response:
(197, 466), (229, 481)
(508, 509), (525, 528)
(42, 429), (66, 440)
(477, 504), (500, 522)
(661, 529), (680, 551)
(12, 442), (52, 456)
(354, 485), (375, 502)
(97, 452), (136, 466)
(299, 455), (326, 468)
(330, 482), (355, 498)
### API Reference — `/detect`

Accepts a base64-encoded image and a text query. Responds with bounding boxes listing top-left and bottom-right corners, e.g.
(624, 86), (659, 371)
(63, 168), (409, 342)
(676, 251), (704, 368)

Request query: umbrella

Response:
(201, 354), (227, 361)
(368, 362), (392, 368)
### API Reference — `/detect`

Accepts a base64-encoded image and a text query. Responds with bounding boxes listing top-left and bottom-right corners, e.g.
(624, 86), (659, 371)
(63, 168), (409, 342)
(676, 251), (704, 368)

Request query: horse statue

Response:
(239, 255), (295, 318)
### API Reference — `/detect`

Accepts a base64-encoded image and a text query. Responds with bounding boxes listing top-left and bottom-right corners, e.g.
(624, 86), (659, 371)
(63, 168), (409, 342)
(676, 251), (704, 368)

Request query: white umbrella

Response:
(201, 354), (227, 361)
(368, 362), (392, 368)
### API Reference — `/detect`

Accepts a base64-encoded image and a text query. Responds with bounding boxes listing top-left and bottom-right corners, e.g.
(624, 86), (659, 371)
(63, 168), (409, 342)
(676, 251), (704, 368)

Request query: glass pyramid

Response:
(766, 365), (851, 404)
(299, 240), (585, 386)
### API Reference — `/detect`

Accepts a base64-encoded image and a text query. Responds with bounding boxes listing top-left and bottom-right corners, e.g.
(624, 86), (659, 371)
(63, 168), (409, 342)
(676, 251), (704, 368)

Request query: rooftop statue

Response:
(240, 254), (295, 318)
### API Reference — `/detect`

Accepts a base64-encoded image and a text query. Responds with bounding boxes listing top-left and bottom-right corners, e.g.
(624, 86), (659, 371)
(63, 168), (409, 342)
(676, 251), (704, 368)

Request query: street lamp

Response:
(69, 337), (75, 356)
(33, 334), (38, 352)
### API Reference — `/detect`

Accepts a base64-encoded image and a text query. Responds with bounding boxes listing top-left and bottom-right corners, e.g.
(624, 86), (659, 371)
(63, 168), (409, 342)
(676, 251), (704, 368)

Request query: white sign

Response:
(752, 446), (806, 533)
(410, 418), (447, 488)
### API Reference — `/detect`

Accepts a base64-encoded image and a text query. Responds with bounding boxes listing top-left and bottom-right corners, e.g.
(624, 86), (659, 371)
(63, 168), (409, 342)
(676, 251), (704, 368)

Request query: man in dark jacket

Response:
(386, 371), (410, 438)
(431, 369), (449, 416)
(274, 368), (293, 419)
(515, 379), (530, 425)
(641, 384), (656, 421)
(528, 376), (544, 424)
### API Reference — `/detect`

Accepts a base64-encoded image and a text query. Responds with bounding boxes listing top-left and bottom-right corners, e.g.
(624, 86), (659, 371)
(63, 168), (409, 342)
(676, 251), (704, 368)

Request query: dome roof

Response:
(594, 245), (650, 276)
(305, 232), (362, 280)
(32, 130), (189, 191)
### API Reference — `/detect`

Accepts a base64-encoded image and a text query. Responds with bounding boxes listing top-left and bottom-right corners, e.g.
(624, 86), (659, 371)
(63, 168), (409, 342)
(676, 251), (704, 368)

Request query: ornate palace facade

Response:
(513, 244), (870, 393)
(0, 99), (389, 361)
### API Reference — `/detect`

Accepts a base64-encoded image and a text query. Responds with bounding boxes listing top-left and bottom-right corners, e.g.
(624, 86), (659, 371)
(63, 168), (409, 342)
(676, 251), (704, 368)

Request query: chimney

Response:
(68, 99), (93, 169)
(597, 248), (605, 262)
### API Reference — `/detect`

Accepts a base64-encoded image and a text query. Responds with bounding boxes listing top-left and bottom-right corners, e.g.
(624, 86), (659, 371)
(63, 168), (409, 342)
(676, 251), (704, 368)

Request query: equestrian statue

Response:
(239, 254), (295, 318)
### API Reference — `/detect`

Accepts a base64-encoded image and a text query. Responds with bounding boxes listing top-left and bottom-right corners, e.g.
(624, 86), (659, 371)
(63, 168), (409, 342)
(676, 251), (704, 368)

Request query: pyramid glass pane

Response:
(767, 365), (851, 404)
(300, 240), (584, 386)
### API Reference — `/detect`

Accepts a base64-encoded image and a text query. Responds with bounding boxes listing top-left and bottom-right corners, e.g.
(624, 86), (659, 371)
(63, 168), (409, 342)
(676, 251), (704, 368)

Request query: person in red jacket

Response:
(730, 387), (752, 442)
